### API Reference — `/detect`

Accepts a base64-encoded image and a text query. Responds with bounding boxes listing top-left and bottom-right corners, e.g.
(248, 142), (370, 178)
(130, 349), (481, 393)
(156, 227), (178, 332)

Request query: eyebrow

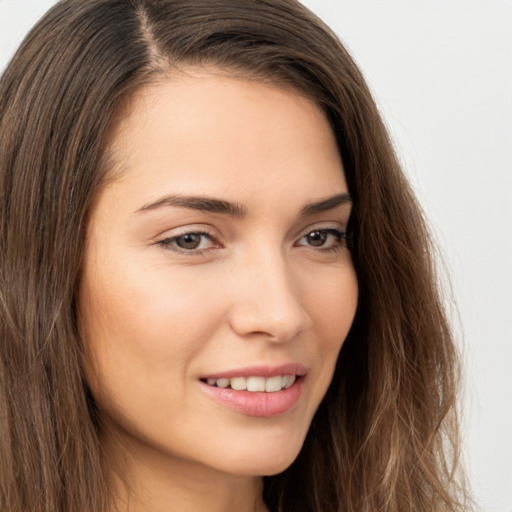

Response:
(137, 195), (247, 217)
(136, 192), (352, 217)
(299, 192), (352, 216)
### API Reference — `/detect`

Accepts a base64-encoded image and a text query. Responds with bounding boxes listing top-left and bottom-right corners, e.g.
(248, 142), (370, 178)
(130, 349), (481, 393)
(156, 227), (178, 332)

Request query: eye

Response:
(157, 231), (217, 253)
(296, 228), (346, 250)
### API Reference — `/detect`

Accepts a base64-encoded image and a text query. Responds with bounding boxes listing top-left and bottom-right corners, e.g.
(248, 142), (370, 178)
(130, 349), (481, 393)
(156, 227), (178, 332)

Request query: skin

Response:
(78, 69), (358, 512)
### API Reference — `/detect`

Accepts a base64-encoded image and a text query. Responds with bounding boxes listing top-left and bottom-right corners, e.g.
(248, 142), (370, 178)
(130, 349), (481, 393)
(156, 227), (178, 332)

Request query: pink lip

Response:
(199, 377), (304, 417)
(200, 363), (308, 380)
(198, 363), (308, 418)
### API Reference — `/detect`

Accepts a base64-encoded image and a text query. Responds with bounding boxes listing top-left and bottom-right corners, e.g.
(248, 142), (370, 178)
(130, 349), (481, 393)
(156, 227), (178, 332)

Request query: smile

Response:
(199, 368), (306, 417)
(204, 375), (296, 393)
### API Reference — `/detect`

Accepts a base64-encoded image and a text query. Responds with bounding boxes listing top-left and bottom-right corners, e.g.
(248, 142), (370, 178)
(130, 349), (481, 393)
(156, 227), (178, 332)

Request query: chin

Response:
(225, 456), (299, 478)
(213, 432), (306, 477)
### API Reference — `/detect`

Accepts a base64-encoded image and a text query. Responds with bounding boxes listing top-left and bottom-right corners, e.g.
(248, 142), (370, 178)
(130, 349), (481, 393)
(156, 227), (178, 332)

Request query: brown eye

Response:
(176, 233), (203, 250)
(306, 230), (328, 247)
(158, 231), (216, 253)
(296, 228), (345, 250)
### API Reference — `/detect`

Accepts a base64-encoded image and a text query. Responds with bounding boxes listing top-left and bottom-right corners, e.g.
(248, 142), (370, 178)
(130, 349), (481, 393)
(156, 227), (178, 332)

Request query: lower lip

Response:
(199, 378), (304, 417)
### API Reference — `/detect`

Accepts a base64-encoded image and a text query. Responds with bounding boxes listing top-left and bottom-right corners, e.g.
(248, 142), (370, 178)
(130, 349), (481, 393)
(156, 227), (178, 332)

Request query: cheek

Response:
(304, 264), (358, 383)
(83, 248), (219, 336)
(78, 256), (227, 400)
(308, 263), (358, 341)
(78, 265), (230, 449)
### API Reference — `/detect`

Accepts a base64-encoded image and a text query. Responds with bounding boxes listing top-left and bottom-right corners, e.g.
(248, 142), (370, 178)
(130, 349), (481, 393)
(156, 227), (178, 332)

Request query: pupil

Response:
(177, 233), (201, 249)
(308, 231), (327, 246)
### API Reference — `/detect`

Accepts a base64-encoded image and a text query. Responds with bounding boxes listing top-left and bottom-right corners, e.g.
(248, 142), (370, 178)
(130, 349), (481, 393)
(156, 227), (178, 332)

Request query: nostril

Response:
(228, 299), (311, 342)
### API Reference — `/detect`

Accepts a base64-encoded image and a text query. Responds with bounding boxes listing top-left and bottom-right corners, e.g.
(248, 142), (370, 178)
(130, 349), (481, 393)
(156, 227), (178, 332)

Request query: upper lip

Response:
(200, 363), (308, 380)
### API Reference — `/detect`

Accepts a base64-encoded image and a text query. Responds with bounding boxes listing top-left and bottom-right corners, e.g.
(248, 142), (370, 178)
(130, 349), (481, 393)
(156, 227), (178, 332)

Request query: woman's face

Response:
(79, 69), (358, 479)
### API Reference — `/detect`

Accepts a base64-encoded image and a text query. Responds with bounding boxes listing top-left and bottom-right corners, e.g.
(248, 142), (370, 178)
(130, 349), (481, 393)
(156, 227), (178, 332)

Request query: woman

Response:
(0, 1), (468, 511)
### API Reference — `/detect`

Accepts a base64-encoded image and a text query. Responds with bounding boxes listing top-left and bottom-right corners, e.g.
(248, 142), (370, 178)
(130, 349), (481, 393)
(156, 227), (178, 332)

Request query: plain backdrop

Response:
(1, 1), (511, 511)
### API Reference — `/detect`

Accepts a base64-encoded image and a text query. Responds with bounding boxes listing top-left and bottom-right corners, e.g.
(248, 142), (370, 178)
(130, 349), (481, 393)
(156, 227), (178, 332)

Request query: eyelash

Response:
(156, 225), (349, 256)
(156, 230), (217, 256)
(295, 227), (348, 253)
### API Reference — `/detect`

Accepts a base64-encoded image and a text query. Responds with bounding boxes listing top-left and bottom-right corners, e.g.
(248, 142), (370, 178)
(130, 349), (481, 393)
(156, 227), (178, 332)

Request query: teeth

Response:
(284, 375), (296, 388)
(206, 375), (297, 392)
(216, 378), (229, 388)
(230, 377), (246, 391)
(247, 376), (265, 392)
(265, 375), (282, 392)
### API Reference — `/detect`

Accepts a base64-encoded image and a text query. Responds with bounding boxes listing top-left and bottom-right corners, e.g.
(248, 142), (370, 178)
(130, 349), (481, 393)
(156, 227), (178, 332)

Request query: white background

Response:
(1, 1), (511, 510)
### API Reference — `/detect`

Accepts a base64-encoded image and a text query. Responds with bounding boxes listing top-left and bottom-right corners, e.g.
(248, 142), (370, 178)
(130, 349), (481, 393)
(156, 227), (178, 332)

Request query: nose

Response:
(227, 249), (312, 342)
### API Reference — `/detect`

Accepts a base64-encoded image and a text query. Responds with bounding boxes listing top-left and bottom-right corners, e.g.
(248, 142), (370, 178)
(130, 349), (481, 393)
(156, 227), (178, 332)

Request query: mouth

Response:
(201, 375), (297, 393)
(198, 365), (307, 417)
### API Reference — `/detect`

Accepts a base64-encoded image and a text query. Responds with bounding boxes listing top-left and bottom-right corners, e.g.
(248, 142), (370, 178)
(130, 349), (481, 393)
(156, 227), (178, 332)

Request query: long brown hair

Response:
(0, 1), (468, 511)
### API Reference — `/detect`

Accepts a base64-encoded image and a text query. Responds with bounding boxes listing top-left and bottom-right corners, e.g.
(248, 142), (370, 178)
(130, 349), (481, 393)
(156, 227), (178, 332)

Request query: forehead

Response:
(100, 68), (347, 211)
